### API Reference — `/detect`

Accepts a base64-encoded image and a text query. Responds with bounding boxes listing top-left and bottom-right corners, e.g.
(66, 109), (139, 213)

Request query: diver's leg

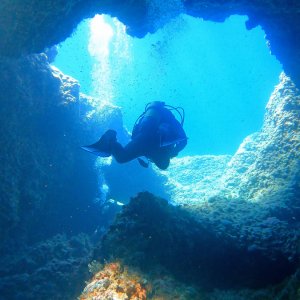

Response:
(111, 116), (159, 163)
(81, 130), (117, 157)
(111, 137), (171, 169)
(111, 137), (147, 163)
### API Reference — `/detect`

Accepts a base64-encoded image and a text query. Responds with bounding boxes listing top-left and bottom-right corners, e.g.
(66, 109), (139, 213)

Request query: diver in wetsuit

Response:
(81, 101), (187, 170)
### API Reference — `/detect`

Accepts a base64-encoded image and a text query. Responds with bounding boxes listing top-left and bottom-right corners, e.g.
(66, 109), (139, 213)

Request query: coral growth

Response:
(80, 262), (147, 300)
(80, 261), (203, 300)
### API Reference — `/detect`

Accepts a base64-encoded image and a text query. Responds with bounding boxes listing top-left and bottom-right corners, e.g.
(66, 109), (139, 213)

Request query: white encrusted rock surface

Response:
(160, 73), (300, 206)
(221, 72), (300, 201)
(160, 155), (232, 205)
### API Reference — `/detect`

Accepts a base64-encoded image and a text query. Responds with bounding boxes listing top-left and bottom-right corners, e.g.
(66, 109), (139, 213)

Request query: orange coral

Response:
(80, 261), (148, 300)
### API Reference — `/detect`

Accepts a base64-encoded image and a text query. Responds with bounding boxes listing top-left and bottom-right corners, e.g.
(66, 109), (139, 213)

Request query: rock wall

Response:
(157, 73), (300, 260)
(0, 234), (92, 300)
(0, 1), (300, 86)
(0, 54), (118, 299)
(95, 192), (296, 290)
(159, 155), (232, 205)
(163, 73), (300, 205)
(222, 73), (300, 201)
(0, 54), (100, 245)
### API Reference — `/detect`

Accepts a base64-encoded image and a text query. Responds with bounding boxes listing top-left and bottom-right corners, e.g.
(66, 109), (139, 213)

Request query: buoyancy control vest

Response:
(133, 101), (187, 168)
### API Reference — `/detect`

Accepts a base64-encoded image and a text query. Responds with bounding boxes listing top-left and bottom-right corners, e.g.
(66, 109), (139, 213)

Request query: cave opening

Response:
(53, 13), (282, 156)
(1, 3), (300, 298)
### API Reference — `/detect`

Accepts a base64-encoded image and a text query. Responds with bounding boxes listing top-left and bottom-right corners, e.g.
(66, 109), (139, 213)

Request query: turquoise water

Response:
(54, 14), (282, 156)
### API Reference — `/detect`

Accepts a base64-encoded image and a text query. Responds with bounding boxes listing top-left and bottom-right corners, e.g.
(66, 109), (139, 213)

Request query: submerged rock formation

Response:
(0, 54), (121, 299)
(80, 262), (148, 300)
(0, 234), (92, 300)
(90, 192), (299, 299)
(0, 1), (300, 86)
(0, 54), (99, 244)
(162, 73), (300, 203)
(80, 261), (203, 300)
(96, 192), (296, 289)
(82, 73), (300, 298)
(159, 155), (232, 204)
(1, 59), (298, 298)
(158, 73), (300, 262)
(1, 1), (300, 299)
(222, 73), (300, 201)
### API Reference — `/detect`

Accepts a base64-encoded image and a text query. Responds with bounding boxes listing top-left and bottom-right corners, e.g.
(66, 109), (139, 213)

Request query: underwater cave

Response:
(0, 1), (300, 299)
(54, 13), (282, 156)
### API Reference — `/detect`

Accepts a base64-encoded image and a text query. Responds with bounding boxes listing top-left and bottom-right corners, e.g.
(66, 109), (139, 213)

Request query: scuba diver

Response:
(81, 101), (187, 170)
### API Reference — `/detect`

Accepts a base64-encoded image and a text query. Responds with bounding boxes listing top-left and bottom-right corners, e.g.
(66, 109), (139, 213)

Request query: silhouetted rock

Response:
(0, 54), (111, 299)
(95, 192), (295, 290)
(0, 1), (300, 86)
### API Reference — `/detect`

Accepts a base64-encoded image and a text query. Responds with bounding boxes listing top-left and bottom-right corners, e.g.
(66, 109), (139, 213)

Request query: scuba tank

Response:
(133, 102), (187, 168)
(132, 101), (185, 136)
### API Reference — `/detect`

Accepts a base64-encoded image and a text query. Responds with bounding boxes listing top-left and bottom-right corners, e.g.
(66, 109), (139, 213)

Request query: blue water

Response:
(54, 14), (282, 156)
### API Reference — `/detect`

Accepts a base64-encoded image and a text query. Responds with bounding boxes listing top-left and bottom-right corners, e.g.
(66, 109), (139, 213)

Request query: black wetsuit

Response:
(111, 105), (187, 170)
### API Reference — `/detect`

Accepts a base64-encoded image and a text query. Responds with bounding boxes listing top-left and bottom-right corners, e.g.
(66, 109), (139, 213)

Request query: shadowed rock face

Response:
(96, 192), (296, 290)
(0, 54), (123, 299)
(0, 0), (300, 86)
(0, 234), (93, 300)
(0, 54), (101, 245)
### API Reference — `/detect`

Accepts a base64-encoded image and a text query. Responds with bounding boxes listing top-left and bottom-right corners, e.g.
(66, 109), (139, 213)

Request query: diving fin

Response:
(81, 143), (111, 157)
(81, 130), (117, 157)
